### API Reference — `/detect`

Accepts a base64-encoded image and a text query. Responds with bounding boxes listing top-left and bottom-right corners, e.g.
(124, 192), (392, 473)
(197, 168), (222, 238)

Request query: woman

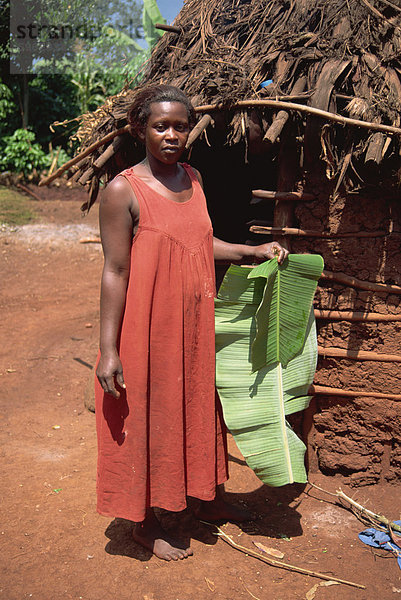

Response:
(95, 84), (288, 561)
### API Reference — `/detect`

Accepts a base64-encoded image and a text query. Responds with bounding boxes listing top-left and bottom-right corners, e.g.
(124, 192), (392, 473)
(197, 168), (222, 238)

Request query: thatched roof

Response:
(43, 0), (401, 209)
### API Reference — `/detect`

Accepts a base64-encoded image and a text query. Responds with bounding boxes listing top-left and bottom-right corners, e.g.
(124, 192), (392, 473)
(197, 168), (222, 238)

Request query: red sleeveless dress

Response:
(95, 163), (228, 523)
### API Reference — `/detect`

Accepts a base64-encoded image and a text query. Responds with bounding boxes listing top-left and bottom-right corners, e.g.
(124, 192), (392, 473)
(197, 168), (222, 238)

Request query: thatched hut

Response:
(46, 0), (401, 486)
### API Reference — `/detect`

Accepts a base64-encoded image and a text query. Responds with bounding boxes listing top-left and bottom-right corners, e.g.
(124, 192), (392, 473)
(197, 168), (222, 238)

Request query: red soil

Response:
(1, 186), (400, 600)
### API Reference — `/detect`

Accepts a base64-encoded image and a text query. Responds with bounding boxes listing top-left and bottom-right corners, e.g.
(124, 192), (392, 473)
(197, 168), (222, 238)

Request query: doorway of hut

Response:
(189, 128), (279, 287)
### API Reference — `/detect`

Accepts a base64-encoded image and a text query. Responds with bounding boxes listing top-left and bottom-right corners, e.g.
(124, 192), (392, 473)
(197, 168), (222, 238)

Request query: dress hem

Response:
(96, 479), (228, 523)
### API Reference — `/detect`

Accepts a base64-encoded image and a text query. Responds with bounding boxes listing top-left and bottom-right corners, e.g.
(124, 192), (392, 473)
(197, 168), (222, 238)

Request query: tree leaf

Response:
(248, 254), (324, 371)
(142, 0), (166, 49)
(215, 255), (324, 487)
(253, 541), (284, 559)
(306, 581), (339, 600)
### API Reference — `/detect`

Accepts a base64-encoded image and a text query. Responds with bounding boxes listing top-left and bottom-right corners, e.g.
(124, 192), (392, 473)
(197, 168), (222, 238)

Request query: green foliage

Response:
(4, 0), (145, 138)
(1, 0), (166, 158)
(0, 1), (10, 67)
(10, 0), (144, 76)
(0, 186), (37, 225)
(51, 146), (70, 168)
(248, 254), (325, 371)
(69, 56), (107, 114)
(0, 129), (48, 174)
(143, 0), (166, 49)
(0, 127), (70, 175)
(215, 255), (324, 487)
(0, 82), (16, 120)
(29, 74), (80, 145)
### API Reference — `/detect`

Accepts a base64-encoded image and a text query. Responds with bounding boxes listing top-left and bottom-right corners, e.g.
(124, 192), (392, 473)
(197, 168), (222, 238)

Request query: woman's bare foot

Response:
(195, 496), (254, 523)
(132, 509), (193, 561)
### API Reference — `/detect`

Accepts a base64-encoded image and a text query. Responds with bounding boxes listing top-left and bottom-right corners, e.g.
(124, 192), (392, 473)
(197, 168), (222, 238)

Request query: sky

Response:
(157, 0), (184, 24)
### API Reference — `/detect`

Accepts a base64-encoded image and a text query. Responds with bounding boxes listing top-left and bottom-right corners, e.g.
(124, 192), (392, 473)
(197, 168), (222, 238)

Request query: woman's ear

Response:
(128, 123), (145, 142)
(136, 126), (145, 142)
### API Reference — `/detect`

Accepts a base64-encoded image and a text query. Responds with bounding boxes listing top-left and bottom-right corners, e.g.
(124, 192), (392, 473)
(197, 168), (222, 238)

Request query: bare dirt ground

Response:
(1, 187), (401, 600)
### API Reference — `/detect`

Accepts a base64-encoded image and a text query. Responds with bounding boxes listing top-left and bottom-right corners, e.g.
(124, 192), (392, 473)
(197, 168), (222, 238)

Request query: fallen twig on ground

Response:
(17, 183), (42, 202)
(201, 522), (365, 589)
(308, 481), (401, 533)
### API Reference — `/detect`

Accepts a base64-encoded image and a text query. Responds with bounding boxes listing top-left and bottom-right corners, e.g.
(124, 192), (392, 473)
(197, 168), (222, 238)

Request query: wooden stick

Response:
(69, 156), (89, 180)
(258, 93), (313, 101)
(39, 125), (130, 186)
(155, 23), (181, 33)
(251, 190), (315, 203)
(213, 526), (365, 589)
(309, 384), (401, 400)
(16, 183), (42, 202)
(359, 0), (401, 28)
(272, 121), (300, 253)
(365, 131), (386, 165)
(79, 237), (101, 244)
(314, 309), (401, 321)
(78, 135), (126, 185)
(70, 168), (85, 183)
(335, 489), (401, 533)
(263, 77), (306, 144)
(250, 225), (387, 238)
(77, 166), (94, 186)
(336, 94), (356, 101)
(47, 146), (61, 177)
(318, 346), (401, 362)
(377, 0), (401, 13)
(194, 99), (401, 136)
(321, 270), (401, 294)
(308, 482), (401, 533)
(185, 114), (212, 149)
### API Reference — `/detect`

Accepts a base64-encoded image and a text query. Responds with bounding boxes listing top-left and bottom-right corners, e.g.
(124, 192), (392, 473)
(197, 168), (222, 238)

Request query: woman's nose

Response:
(165, 126), (178, 140)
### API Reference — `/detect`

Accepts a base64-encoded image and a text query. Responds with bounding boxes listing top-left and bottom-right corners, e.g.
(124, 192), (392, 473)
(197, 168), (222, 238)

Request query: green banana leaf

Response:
(103, 26), (144, 52)
(215, 254), (324, 486)
(249, 254), (325, 371)
(143, 0), (166, 49)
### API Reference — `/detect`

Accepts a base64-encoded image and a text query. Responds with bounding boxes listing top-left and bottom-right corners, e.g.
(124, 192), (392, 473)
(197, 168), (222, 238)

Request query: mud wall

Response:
(192, 136), (401, 486)
(292, 171), (401, 486)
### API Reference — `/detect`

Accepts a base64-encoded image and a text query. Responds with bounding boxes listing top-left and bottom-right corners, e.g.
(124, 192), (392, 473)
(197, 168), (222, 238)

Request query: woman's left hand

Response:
(252, 242), (289, 265)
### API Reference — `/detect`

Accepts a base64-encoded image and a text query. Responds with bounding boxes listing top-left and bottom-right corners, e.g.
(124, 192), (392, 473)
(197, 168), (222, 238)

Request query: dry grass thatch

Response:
(43, 0), (401, 210)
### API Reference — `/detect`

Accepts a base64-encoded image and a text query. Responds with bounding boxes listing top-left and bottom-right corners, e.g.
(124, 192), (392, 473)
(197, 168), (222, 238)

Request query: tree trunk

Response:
(22, 74), (29, 128)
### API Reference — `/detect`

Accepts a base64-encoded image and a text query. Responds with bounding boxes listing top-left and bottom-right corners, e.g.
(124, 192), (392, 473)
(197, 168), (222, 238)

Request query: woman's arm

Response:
(213, 237), (289, 265)
(191, 167), (289, 266)
(96, 177), (137, 398)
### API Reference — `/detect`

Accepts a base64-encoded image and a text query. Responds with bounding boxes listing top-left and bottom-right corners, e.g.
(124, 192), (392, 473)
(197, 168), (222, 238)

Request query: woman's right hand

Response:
(96, 351), (126, 398)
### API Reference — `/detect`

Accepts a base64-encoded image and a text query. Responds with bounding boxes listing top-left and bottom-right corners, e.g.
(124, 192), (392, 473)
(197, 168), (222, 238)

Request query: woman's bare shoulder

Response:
(100, 174), (139, 219)
(102, 174), (132, 200)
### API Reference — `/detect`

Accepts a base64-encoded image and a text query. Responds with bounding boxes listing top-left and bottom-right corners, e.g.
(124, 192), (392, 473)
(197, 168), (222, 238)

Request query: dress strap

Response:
(181, 163), (208, 211)
(181, 163), (199, 186)
(117, 167), (152, 227)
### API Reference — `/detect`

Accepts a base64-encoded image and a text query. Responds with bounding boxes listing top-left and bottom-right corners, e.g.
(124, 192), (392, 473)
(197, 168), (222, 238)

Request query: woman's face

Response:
(140, 101), (190, 165)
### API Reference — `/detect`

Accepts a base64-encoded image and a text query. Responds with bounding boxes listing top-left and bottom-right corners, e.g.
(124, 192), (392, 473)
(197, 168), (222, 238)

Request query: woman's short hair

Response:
(127, 85), (196, 137)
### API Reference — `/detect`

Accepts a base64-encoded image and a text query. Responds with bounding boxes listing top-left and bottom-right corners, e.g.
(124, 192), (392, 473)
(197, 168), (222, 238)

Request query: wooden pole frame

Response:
(250, 225), (387, 238)
(39, 125), (130, 186)
(251, 190), (315, 202)
(314, 309), (401, 322)
(318, 346), (401, 362)
(193, 99), (401, 136)
(321, 270), (401, 294)
(309, 384), (401, 401)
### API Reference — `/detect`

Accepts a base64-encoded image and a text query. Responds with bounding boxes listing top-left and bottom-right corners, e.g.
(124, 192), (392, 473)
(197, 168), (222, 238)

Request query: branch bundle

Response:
(43, 0), (401, 209)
